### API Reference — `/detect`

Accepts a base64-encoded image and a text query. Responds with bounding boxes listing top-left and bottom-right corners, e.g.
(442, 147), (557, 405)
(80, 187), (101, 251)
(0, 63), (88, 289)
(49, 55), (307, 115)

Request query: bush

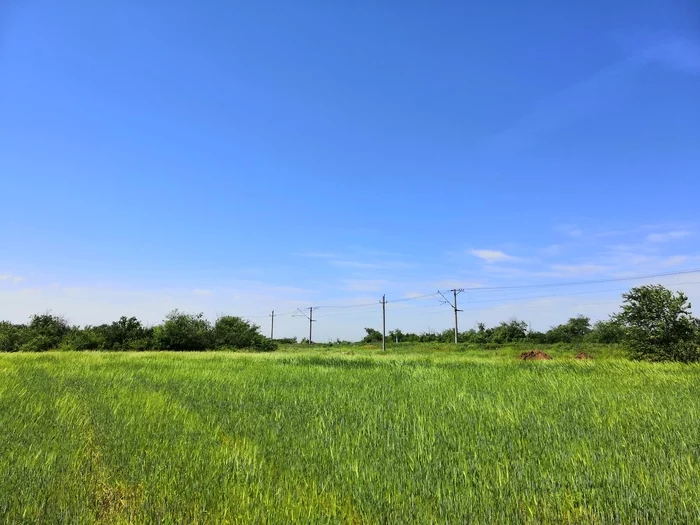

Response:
(0, 322), (25, 352)
(101, 317), (153, 350)
(615, 285), (700, 362)
(21, 314), (70, 352)
(60, 326), (105, 351)
(213, 316), (276, 351)
(154, 310), (212, 351)
(586, 319), (624, 344)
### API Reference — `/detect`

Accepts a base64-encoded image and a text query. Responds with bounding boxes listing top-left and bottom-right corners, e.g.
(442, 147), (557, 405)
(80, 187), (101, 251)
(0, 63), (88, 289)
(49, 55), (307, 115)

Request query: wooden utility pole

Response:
(270, 310), (275, 340)
(381, 294), (387, 352)
(453, 289), (460, 344)
(439, 289), (464, 343)
(294, 307), (318, 344)
(308, 307), (314, 344)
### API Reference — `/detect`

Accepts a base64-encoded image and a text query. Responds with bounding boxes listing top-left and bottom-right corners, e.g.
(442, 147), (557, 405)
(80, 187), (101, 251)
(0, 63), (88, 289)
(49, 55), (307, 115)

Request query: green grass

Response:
(1, 346), (699, 523)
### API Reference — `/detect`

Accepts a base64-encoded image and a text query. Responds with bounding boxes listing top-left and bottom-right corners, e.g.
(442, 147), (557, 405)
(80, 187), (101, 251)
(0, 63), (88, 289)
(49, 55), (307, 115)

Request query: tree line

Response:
(363, 285), (700, 362)
(364, 315), (623, 345)
(0, 310), (276, 353)
(1, 285), (699, 361)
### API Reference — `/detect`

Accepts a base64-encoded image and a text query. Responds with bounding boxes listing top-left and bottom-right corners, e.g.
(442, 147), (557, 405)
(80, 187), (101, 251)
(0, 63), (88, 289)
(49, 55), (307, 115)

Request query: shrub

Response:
(0, 322), (25, 352)
(213, 316), (276, 351)
(154, 310), (212, 351)
(615, 285), (700, 362)
(21, 314), (70, 352)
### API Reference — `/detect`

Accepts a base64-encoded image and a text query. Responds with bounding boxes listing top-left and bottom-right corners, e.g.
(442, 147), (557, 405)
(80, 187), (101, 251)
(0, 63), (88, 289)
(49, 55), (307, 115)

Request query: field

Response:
(1, 345), (700, 523)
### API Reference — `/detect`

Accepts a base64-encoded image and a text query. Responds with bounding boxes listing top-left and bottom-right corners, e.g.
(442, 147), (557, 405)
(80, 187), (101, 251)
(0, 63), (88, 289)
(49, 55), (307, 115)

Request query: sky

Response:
(1, 0), (700, 341)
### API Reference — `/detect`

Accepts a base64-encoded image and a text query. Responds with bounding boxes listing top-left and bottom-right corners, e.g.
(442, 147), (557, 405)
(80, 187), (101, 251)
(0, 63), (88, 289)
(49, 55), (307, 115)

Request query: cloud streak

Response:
(647, 230), (692, 242)
(469, 249), (519, 263)
(0, 274), (24, 283)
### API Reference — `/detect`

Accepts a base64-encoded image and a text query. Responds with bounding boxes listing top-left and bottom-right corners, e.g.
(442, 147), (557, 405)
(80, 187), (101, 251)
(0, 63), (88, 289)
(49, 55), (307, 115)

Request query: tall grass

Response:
(1, 349), (699, 523)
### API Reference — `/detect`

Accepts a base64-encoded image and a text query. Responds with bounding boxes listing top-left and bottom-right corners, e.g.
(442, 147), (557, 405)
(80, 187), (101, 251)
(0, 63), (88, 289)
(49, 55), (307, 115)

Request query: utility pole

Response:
(294, 307), (318, 344)
(439, 289), (464, 343)
(381, 294), (387, 352)
(270, 310), (275, 340)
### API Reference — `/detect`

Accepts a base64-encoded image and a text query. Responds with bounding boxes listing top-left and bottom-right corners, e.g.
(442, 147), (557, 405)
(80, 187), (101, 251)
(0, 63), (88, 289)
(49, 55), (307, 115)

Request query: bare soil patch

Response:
(518, 350), (552, 361)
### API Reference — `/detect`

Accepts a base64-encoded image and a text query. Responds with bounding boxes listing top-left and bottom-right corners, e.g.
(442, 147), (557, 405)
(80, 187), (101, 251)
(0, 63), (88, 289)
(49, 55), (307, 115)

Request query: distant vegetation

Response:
(1, 285), (699, 361)
(0, 310), (276, 353)
(368, 285), (698, 362)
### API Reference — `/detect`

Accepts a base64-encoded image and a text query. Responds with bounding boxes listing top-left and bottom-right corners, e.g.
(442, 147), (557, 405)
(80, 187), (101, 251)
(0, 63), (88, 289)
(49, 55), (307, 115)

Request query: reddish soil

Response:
(518, 350), (552, 361)
(575, 352), (593, 360)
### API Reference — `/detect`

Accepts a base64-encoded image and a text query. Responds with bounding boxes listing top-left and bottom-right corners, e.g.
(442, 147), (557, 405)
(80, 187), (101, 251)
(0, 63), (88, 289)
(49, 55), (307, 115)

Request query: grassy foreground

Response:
(1, 346), (699, 523)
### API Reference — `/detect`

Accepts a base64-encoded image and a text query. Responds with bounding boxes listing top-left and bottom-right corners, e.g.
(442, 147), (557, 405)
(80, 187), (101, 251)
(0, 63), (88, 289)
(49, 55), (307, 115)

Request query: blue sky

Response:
(1, 0), (699, 340)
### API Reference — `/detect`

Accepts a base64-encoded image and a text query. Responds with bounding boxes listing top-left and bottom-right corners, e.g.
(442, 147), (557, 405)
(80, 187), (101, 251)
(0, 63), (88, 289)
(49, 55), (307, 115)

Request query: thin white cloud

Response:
(469, 249), (519, 263)
(0, 274), (24, 283)
(660, 255), (689, 267)
(555, 225), (584, 238)
(192, 289), (213, 296)
(647, 230), (692, 242)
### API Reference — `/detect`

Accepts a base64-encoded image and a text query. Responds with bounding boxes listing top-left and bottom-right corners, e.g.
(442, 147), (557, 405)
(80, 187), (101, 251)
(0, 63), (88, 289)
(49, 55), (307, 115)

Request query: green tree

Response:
(21, 313), (70, 352)
(361, 328), (383, 344)
(102, 316), (153, 350)
(586, 319), (624, 344)
(546, 315), (591, 343)
(388, 329), (404, 343)
(615, 285), (700, 362)
(154, 310), (212, 351)
(213, 316), (276, 351)
(60, 326), (106, 351)
(0, 322), (25, 352)
(491, 318), (528, 343)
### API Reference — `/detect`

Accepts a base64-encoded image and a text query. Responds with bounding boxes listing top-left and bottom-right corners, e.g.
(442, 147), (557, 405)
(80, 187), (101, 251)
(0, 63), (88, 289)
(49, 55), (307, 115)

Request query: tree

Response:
(388, 329), (404, 343)
(615, 285), (700, 362)
(0, 322), (25, 352)
(213, 316), (276, 351)
(361, 328), (383, 344)
(546, 316), (591, 343)
(101, 316), (153, 350)
(491, 318), (528, 343)
(586, 319), (624, 344)
(21, 313), (70, 352)
(60, 326), (106, 351)
(154, 310), (212, 351)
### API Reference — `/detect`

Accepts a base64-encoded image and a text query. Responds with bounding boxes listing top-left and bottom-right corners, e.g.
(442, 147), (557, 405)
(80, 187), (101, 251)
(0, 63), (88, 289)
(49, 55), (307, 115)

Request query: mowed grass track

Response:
(1, 350), (699, 523)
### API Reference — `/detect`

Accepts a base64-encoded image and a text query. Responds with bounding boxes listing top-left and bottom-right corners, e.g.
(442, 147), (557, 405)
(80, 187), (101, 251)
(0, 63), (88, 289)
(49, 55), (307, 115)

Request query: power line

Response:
(438, 289), (463, 344)
(441, 268), (700, 293)
(293, 307), (318, 344)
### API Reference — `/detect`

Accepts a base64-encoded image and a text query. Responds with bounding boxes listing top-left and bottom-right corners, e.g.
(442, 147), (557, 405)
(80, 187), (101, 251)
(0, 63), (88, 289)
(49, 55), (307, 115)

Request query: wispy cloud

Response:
(485, 35), (700, 152)
(555, 225), (584, 238)
(469, 249), (519, 263)
(646, 36), (700, 74)
(0, 274), (24, 283)
(660, 255), (689, 267)
(647, 230), (692, 243)
(192, 289), (213, 296)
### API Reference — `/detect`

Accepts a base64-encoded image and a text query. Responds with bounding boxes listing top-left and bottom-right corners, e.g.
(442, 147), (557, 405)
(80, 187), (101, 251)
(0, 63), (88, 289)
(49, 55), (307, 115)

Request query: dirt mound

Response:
(575, 352), (593, 360)
(518, 350), (552, 361)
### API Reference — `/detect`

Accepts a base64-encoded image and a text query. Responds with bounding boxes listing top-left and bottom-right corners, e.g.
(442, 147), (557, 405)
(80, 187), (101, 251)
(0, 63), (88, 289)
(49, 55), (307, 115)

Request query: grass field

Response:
(1, 345), (699, 523)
